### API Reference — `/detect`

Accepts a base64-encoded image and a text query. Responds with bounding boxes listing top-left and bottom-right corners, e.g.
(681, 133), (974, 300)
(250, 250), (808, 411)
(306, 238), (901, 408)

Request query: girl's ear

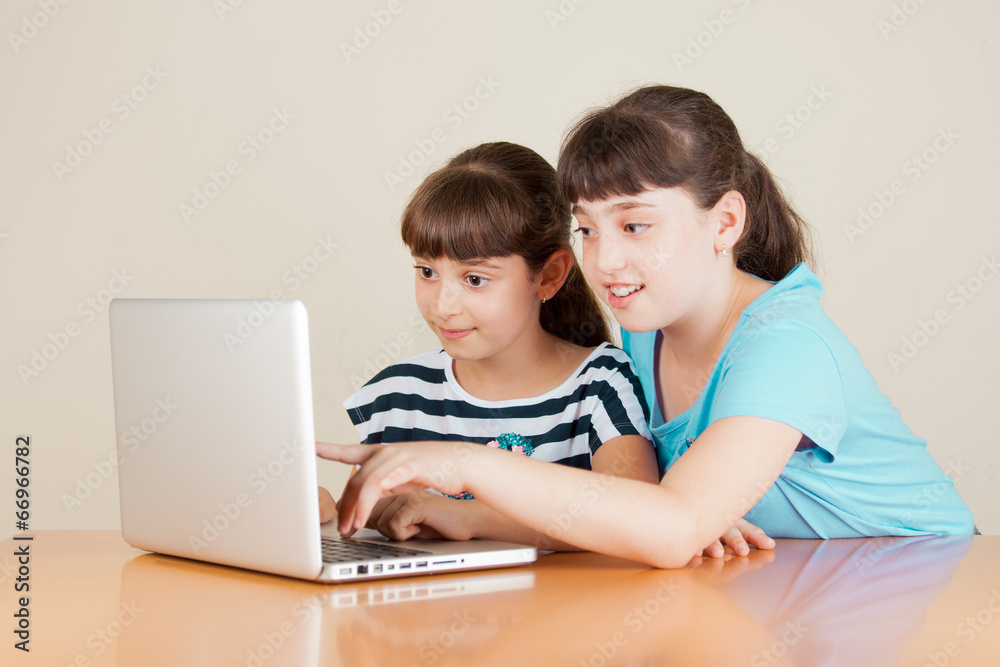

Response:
(537, 248), (575, 301)
(713, 190), (747, 248)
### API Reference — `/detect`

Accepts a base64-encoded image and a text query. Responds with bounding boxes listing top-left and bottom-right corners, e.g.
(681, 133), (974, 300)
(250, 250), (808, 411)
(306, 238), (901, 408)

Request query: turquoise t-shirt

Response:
(622, 263), (974, 538)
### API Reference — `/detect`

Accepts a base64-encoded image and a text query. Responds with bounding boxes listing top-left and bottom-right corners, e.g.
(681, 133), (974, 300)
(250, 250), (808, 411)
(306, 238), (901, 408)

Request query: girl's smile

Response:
(439, 327), (475, 340)
(606, 282), (646, 308)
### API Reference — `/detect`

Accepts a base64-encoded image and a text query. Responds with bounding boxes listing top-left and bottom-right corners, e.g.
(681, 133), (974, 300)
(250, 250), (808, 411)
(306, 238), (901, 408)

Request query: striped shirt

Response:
(343, 343), (653, 470)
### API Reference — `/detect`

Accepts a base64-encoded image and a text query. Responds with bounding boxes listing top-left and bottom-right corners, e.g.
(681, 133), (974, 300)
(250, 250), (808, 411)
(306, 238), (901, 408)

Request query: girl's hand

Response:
(368, 491), (478, 542)
(701, 518), (775, 558)
(316, 442), (475, 537)
(318, 486), (336, 524)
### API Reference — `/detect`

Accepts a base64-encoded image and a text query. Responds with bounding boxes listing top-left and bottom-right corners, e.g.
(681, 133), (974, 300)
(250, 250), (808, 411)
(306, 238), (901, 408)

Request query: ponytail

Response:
(736, 152), (812, 282)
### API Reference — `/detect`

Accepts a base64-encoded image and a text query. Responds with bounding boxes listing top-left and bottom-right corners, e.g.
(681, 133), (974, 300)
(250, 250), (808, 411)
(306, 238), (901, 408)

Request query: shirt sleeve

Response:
(711, 320), (848, 462)
(342, 386), (378, 444)
(587, 347), (654, 453)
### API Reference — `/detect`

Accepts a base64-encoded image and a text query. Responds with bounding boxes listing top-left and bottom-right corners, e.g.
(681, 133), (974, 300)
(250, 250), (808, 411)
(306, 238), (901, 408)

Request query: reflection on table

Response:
(7, 531), (999, 666)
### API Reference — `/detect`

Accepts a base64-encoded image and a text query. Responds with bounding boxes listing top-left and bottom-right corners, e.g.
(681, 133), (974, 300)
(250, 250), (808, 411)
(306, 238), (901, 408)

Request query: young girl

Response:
(320, 142), (667, 551)
(321, 86), (975, 567)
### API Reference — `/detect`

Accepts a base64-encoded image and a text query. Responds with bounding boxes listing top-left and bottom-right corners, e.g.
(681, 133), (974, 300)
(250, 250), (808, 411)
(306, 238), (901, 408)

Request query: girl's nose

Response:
(431, 283), (462, 319)
(591, 236), (626, 275)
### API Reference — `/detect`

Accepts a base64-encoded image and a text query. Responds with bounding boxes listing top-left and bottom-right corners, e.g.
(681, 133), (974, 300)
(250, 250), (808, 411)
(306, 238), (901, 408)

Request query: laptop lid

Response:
(110, 299), (324, 580)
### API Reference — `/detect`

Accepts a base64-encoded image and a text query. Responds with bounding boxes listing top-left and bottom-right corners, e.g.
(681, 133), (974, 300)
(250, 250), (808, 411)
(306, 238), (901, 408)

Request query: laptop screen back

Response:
(110, 299), (323, 580)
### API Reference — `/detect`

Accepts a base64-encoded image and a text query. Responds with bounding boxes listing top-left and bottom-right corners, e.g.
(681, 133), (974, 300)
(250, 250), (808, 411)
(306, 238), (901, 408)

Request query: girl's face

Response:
(412, 254), (542, 362)
(573, 186), (721, 334)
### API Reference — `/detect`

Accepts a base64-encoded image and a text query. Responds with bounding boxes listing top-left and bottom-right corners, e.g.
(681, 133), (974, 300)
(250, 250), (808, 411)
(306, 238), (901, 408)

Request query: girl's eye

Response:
(415, 265), (436, 279)
(624, 222), (648, 234)
(574, 226), (594, 238)
(465, 275), (488, 288)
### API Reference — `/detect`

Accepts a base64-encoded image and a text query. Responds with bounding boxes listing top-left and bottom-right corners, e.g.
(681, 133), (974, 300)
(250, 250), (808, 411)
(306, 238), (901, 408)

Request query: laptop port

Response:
(416, 561), (428, 568)
(339, 567), (352, 575)
(357, 565), (368, 574)
(372, 564), (383, 573)
(399, 563), (411, 569)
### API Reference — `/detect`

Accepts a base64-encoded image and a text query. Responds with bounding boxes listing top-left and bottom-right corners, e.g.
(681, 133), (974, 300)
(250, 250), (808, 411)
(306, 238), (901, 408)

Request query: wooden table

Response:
(4, 531), (999, 666)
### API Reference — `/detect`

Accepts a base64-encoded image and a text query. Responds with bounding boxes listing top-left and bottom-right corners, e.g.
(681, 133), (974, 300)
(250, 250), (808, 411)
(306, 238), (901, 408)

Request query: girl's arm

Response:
(364, 434), (660, 550)
(319, 415), (801, 568)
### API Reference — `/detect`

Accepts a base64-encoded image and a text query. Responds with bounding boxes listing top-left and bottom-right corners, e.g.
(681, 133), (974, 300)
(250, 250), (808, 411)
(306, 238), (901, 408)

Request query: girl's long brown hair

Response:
(401, 142), (611, 347)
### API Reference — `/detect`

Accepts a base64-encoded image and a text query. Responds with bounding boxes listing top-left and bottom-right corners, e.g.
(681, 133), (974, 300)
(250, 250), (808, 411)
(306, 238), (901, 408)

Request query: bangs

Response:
(401, 167), (532, 262)
(556, 107), (697, 204)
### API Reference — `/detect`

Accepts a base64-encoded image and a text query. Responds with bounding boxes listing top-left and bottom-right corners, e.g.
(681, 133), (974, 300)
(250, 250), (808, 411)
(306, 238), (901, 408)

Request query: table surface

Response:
(4, 531), (999, 666)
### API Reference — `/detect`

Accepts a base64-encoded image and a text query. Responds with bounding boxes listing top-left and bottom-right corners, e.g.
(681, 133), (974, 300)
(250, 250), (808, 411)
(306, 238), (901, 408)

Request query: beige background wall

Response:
(1, 0), (996, 540)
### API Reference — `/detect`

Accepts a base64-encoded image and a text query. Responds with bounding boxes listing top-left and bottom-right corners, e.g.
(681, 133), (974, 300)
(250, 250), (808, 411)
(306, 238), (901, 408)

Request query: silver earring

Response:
(720, 244), (728, 258)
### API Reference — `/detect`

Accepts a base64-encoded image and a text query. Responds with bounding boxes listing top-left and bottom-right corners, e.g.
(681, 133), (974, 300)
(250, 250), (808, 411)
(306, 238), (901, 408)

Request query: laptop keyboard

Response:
(321, 537), (431, 563)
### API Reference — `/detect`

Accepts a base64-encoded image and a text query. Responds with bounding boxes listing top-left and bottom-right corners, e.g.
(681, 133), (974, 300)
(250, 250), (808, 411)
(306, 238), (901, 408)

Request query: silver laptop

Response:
(109, 298), (537, 582)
